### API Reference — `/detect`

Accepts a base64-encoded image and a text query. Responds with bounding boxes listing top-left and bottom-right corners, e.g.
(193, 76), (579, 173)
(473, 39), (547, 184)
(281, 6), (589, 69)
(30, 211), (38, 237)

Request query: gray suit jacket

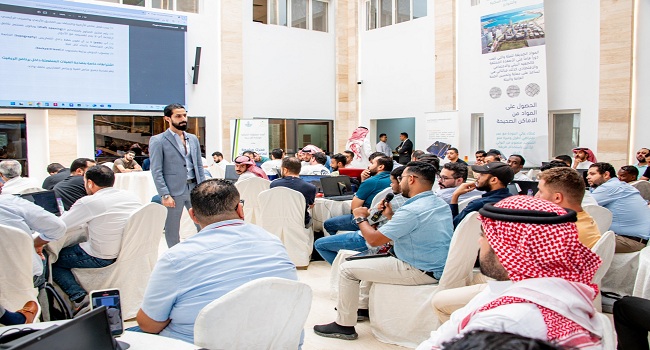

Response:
(149, 130), (205, 197)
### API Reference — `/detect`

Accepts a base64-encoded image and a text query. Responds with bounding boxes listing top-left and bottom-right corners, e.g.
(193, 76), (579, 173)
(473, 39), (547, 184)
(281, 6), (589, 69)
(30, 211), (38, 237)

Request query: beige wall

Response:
(434, 0), (456, 111)
(334, 0), (359, 153)
(220, 0), (244, 160)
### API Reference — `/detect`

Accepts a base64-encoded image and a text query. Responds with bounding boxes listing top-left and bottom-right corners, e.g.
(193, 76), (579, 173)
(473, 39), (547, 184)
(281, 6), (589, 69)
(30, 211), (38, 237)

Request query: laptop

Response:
(320, 176), (354, 201)
(19, 190), (61, 216)
(299, 175), (326, 193)
(224, 165), (239, 182)
(338, 168), (364, 182)
(0, 306), (129, 350)
(511, 180), (539, 196)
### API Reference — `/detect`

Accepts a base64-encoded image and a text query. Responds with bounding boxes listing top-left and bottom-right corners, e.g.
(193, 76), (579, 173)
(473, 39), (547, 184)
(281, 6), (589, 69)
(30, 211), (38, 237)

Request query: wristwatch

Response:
(354, 216), (368, 224)
(162, 194), (171, 200)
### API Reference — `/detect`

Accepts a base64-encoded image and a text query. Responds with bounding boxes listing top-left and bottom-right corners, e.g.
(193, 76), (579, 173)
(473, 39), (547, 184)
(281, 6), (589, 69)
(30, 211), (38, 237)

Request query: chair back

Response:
(119, 203), (167, 260)
(590, 230), (615, 312)
(457, 196), (481, 212)
(258, 187), (313, 267)
(631, 180), (650, 201)
(208, 164), (225, 179)
(437, 212), (482, 291)
(235, 176), (270, 225)
(583, 205), (613, 234)
(0, 224), (38, 311)
(194, 277), (312, 349)
(370, 187), (393, 209)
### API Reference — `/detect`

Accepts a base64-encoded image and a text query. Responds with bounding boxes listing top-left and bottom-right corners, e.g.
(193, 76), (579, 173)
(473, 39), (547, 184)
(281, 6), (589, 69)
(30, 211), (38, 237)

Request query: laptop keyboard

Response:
(325, 195), (355, 201)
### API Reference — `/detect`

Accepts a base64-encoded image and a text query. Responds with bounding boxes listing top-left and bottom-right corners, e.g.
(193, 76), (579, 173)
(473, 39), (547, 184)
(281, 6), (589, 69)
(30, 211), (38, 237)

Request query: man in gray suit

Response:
(150, 103), (206, 247)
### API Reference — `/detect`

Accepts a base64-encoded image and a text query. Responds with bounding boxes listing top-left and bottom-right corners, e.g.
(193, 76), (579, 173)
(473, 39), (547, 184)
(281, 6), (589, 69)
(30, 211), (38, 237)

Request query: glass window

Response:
(413, 0), (427, 19)
(176, 0), (198, 13)
(267, 119), (333, 155)
(253, 0), (268, 23)
(551, 112), (580, 157)
(291, 0), (308, 29)
(380, 0), (392, 27)
(123, 0), (145, 6)
(152, 0), (172, 10)
(0, 115), (28, 176)
(396, 0), (410, 23)
(471, 113), (484, 154)
(270, 0), (288, 26)
(366, 0), (378, 30)
(312, 0), (328, 32)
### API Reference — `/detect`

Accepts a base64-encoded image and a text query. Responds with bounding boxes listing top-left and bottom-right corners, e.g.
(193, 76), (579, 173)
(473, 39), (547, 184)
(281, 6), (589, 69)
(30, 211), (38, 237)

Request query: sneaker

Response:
(313, 322), (358, 340)
(16, 301), (39, 324)
(72, 295), (90, 316)
(357, 309), (369, 322)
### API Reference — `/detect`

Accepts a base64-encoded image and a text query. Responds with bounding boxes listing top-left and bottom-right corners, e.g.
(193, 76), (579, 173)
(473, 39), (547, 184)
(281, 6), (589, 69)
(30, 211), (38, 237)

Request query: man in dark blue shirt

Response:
(270, 157), (316, 227)
(450, 161), (514, 227)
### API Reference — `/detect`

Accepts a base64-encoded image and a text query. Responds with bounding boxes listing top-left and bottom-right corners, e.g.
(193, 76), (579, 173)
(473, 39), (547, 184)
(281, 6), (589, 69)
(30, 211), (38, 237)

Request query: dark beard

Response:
(476, 183), (491, 192)
(172, 121), (188, 131)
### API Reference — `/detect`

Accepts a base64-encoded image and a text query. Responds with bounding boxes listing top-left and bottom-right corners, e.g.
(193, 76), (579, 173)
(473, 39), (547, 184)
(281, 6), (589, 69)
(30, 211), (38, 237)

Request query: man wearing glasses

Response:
(435, 162), (484, 204)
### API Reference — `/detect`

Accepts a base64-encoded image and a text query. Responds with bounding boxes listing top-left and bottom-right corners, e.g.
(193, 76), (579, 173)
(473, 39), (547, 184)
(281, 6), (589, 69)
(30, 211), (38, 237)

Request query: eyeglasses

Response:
(235, 199), (245, 210)
(398, 174), (419, 182)
(439, 175), (456, 181)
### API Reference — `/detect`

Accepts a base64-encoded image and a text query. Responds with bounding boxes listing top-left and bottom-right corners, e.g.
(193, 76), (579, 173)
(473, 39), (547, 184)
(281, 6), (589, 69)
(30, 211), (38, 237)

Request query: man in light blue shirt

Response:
(587, 162), (650, 253)
(136, 179), (297, 344)
(314, 161), (453, 340)
(376, 133), (392, 157)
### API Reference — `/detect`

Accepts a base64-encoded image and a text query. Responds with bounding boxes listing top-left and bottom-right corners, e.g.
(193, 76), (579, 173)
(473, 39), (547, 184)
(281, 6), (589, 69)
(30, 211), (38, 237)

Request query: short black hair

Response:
(415, 154), (440, 174)
(485, 151), (501, 161)
(540, 160), (569, 172)
(443, 162), (469, 181)
(441, 331), (565, 350)
(368, 152), (387, 161)
(510, 154), (525, 166)
(242, 150), (255, 157)
(164, 103), (185, 117)
(212, 151), (223, 157)
(313, 152), (327, 165)
(84, 165), (115, 187)
(448, 147), (459, 154)
(412, 150), (425, 159)
(70, 158), (95, 173)
(343, 150), (354, 162)
(404, 161), (436, 184)
(390, 165), (405, 179)
(400, 132), (409, 138)
(554, 154), (572, 166)
(475, 150), (487, 157)
(379, 133), (387, 138)
(589, 162), (617, 178)
(281, 157), (302, 175)
(487, 149), (502, 155)
(332, 153), (347, 165)
(271, 148), (284, 159)
(46, 163), (65, 173)
(374, 156), (394, 172)
(620, 165), (639, 177)
(190, 179), (240, 219)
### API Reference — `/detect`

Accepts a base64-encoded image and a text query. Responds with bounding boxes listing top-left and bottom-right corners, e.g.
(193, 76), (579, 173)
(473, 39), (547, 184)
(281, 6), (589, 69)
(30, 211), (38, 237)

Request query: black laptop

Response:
(299, 175), (326, 193)
(224, 164), (239, 182)
(19, 190), (61, 216)
(320, 176), (354, 201)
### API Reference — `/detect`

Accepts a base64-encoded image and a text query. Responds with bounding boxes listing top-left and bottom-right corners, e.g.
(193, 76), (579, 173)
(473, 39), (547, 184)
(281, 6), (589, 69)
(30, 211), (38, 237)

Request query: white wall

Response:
(241, 0), (336, 120)
(632, 0), (650, 159)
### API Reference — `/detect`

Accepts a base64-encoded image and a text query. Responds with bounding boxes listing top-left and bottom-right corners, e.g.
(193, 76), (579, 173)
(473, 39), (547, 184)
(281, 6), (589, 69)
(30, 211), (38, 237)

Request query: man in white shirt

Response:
(507, 154), (531, 181)
(52, 165), (142, 310)
(375, 133), (392, 157)
(234, 155), (268, 182)
(300, 152), (331, 175)
(435, 162), (483, 204)
(261, 148), (284, 176)
(211, 151), (231, 169)
(0, 160), (40, 195)
(572, 147), (596, 170)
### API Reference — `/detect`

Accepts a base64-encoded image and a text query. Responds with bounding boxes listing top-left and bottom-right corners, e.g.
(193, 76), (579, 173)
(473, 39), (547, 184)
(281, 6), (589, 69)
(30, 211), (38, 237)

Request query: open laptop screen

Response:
(19, 190), (60, 216)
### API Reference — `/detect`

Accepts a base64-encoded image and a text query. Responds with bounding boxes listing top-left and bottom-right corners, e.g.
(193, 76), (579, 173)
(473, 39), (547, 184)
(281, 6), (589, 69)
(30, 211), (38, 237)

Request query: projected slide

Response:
(0, 0), (187, 111)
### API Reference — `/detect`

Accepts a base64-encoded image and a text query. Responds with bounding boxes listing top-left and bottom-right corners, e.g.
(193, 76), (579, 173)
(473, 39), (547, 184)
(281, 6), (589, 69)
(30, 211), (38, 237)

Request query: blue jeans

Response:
(323, 214), (358, 235)
(314, 231), (368, 264)
(52, 244), (116, 301)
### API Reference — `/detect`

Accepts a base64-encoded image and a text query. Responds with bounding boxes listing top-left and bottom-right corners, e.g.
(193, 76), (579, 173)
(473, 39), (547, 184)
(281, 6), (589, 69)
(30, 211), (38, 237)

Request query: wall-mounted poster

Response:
(230, 119), (269, 160)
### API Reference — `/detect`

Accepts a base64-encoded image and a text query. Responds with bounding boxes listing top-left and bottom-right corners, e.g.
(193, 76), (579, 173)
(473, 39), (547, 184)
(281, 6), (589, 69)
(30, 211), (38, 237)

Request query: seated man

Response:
(343, 150), (354, 167)
(554, 154), (573, 167)
(300, 152), (330, 175)
(613, 296), (650, 350)
(233, 155), (269, 181)
(0, 302), (38, 325)
(243, 150), (269, 168)
(42, 163), (70, 190)
(212, 151), (231, 169)
(261, 148), (284, 175)
(417, 196), (606, 349)
(52, 166), (141, 309)
(507, 154), (530, 181)
(572, 147), (597, 170)
(617, 165), (639, 184)
(323, 156), (392, 234)
(54, 158), (96, 210)
(587, 162), (650, 252)
(270, 157), (316, 227)
(112, 150), (143, 173)
(450, 162), (513, 227)
(314, 162), (453, 340)
(0, 160), (40, 194)
(435, 162), (483, 204)
(314, 166), (408, 264)
(445, 147), (467, 166)
(329, 153), (347, 177)
(136, 179), (297, 343)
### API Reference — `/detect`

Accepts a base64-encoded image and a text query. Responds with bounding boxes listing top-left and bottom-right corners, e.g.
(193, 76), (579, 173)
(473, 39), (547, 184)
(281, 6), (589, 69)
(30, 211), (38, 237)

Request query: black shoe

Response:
(313, 322), (358, 340)
(357, 309), (369, 322)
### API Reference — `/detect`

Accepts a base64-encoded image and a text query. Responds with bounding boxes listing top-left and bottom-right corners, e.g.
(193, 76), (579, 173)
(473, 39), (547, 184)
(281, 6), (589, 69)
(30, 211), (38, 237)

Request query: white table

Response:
(633, 246), (650, 299)
(0, 322), (198, 349)
(311, 197), (352, 234)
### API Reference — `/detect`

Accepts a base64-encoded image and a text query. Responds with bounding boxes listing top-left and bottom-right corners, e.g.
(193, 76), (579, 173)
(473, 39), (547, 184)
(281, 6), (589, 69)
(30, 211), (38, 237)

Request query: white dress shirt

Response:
(376, 141), (392, 157)
(261, 159), (283, 175)
(62, 187), (142, 259)
(0, 195), (66, 276)
(513, 172), (531, 181)
(299, 164), (330, 175)
(1, 177), (41, 195)
(236, 171), (256, 183)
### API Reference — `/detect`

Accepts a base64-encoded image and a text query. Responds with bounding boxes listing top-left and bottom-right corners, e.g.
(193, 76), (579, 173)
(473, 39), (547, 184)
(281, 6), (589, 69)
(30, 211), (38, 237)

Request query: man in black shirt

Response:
(270, 157), (316, 227)
(42, 163), (71, 190)
(53, 158), (96, 210)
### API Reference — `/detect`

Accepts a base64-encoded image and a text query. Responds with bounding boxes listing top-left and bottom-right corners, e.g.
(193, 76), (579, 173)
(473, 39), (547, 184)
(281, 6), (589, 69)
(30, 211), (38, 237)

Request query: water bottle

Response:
(527, 189), (533, 196)
(56, 197), (65, 215)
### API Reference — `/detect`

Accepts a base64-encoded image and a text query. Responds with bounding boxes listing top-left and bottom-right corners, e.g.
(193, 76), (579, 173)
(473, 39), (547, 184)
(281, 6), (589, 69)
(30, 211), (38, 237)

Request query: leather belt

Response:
(187, 178), (197, 184)
(619, 234), (649, 245)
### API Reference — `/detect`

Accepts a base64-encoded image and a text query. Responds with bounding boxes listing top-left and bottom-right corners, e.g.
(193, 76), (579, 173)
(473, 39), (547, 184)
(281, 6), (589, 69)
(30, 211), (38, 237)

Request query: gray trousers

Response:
(164, 182), (199, 247)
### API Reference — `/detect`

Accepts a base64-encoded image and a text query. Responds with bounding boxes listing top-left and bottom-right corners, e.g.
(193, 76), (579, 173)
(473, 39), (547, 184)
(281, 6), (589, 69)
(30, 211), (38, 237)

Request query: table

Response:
(0, 322), (198, 349)
(633, 246), (650, 299)
(311, 197), (352, 234)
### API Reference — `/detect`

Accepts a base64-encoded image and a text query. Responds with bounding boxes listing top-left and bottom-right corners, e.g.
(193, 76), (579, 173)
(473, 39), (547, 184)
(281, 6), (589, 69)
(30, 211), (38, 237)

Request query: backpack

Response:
(39, 282), (73, 321)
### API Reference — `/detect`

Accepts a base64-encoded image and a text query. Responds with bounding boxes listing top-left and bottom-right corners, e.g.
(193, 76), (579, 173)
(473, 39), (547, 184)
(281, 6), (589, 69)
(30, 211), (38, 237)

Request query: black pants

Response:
(613, 296), (650, 350)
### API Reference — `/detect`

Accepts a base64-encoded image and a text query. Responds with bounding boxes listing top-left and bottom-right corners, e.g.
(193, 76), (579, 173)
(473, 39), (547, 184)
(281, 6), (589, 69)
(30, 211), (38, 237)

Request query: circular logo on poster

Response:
(489, 87), (502, 99)
(506, 85), (520, 98)
(525, 83), (540, 97)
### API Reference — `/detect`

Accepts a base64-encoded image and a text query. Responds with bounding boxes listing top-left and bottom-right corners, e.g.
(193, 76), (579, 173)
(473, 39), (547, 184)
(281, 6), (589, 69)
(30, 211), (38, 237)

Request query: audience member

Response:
(446, 147), (467, 166)
(634, 148), (649, 179)
(395, 132), (413, 165)
(572, 147), (597, 170)
(435, 162), (483, 204)
(440, 331), (569, 350)
(360, 152), (390, 182)
(329, 153), (347, 176)
(484, 151), (501, 163)
(112, 150), (143, 173)
(54, 158), (96, 210)
(540, 160), (569, 172)
(0, 302), (39, 325)
(53, 165), (141, 311)
(343, 150), (355, 166)
(554, 154), (573, 167)
(508, 154), (530, 181)
(261, 148), (284, 175)
(212, 151), (231, 169)
(323, 156), (392, 234)
(536, 167), (601, 248)
(617, 165), (639, 184)
(136, 179), (297, 343)
(587, 162), (650, 252)
(450, 162), (513, 227)
(412, 150), (425, 162)
(233, 155), (269, 181)
(271, 157), (316, 227)
(0, 160), (40, 195)
(314, 166), (407, 264)
(474, 150), (487, 165)
(417, 196), (606, 349)
(314, 162), (453, 340)
(42, 163), (70, 190)
(243, 150), (269, 168)
(613, 296), (650, 350)
(375, 133), (392, 157)
(539, 160), (599, 206)
(300, 152), (330, 175)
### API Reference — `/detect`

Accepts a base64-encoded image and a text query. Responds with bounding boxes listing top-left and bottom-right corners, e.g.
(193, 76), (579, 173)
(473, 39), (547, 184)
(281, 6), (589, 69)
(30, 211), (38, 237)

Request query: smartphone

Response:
(90, 288), (124, 336)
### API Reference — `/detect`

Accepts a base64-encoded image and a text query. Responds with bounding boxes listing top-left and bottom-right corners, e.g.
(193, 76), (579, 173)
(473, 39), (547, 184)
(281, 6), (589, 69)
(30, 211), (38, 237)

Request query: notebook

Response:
(320, 176), (354, 200)
(19, 190), (61, 216)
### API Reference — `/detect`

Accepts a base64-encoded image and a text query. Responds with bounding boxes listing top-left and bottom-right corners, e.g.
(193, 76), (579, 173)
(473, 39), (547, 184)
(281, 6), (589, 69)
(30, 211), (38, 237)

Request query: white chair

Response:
(631, 180), (650, 202)
(0, 225), (39, 312)
(368, 212), (482, 347)
(602, 251), (643, 296)
(207, 164), (225, 179)
(590, 231), (616, 312)
(370, 187), (393, 209)
(72, 203), (167, 319)
(194, 277), (312, 350)
(102, 161), (114, 170)
(258, 187), (313, 268)
(458, 195), (481, 212)
(583, 205), (613, 234)
(235, 176), (270, 225)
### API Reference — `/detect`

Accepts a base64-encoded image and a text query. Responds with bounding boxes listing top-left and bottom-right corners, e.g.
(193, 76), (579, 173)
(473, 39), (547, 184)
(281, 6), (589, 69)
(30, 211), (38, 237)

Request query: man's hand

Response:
(451, 182), (477, 204)
(361, 169), (371, 182)
(379, 202), (394, 221)
(35, 246), (45, 260)
(162, 196), (176, 208)
(352, 207), (370, 218)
